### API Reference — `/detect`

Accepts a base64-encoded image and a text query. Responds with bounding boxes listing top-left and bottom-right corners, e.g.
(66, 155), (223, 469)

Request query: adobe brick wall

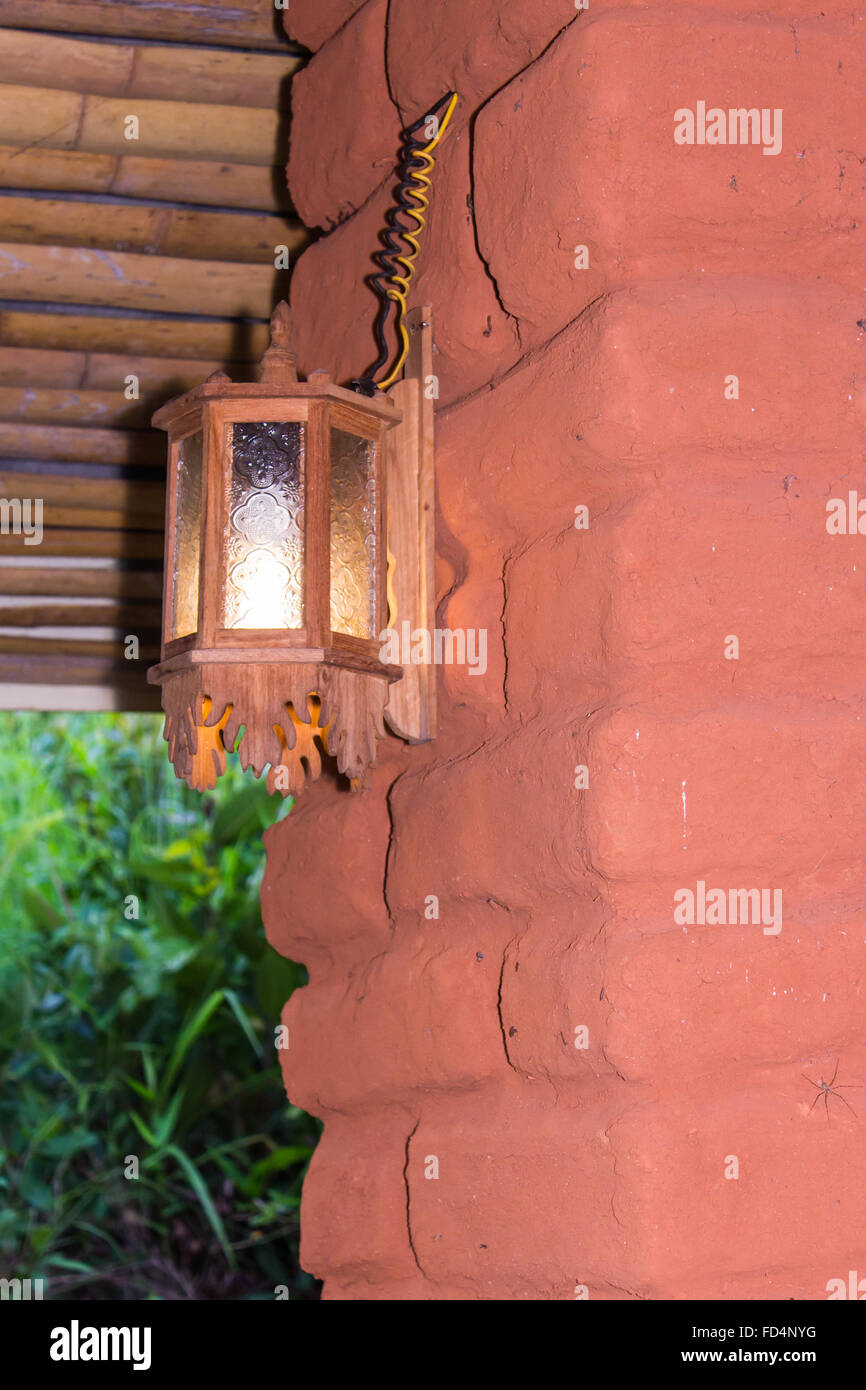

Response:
(262, 0), (866, 1298)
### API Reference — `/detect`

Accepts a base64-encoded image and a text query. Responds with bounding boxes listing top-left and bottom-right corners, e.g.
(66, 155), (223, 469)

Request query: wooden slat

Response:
(0, 243), (282, 318)
(0, 424), (162, 465)
(0, 347), (233, 390)
(384, 307), (437, 742)
(114, 154), (291, 211)
(0, 146), (289, 211)
(0, 634), (159, 659)
(0, 27), (135, 99)
(0, 529), (163, 558)
(0, 654), (163, 697)
(0, 601), (162, 626)
(0, 566), (163, 599)
(43, 505), (164, 531)
(0, 639), (159, 661)
(0, 2), (289, 51)
(0, 471), (164, 515)
(0, 311), (270, 361)
(0, 86), (282, 167)
(128, 43), (297, 107)
(0, 347), (85, 388)
(0, 386), (158, 428)
(0, 28), (299, 107)
(0, 386), (197, 429)
(0, 197), (302, 264)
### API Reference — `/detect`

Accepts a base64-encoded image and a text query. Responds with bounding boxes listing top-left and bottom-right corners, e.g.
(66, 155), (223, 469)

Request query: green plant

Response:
(0, 711), (319, 1300)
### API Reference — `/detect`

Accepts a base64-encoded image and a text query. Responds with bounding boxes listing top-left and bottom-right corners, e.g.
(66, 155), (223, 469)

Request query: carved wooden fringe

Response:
(160, 664), (390, 796)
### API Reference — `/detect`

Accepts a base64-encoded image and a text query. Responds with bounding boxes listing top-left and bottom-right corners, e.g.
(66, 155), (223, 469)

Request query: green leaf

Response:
(222, 988), (260, 1057)
(20, 885), (63, 930)
(150, 1087), (185, 1147)
(18, 1170), (54, 1212)
(31, 1037), (79, 1092)
(121, 1074), (156, 1102)
(211, 784), (271, 847)
(129, 1110), (157, 1147)
(159, 990), (226, 1101)
(41, 1128), (99, 1159)
(242, 1146), (313, 1196)
(162, 1144), (236, 1269)
(27, 1110), (65, 1154)
(254, 951), (307, 1021)
(43, 1254), (95, 1274)
(30, 1224), (52, 1254)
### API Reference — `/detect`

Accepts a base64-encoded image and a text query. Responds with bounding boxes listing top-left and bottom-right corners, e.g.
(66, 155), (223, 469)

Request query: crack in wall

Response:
(466, 111), (521, 349)
(403, 1117), (424, 1274)
(458, 2), (591, 352)
(382, 770), (402, 929)
(496, 936), (520, 1072)
(499, 555), (510, 714)
(383, 0), (402, 120)
(438, 289), (610, 419)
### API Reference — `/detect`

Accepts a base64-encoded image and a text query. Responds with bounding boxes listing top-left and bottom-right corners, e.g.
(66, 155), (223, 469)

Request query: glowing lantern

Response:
(147, 303), (402, 797)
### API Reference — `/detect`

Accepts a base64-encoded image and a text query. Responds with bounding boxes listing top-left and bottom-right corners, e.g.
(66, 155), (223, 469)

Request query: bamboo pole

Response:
(0, 654), (164, 695)
(0, 347), (236, 390)
(0, 424), (163, 466)
(0, 2), (290, 51)
(0, 145), (289, 211)
(41, 505), (164, 532)
(0, 347), (85, 388)
(0, 28), (298, 107)
(0, 386), (160, 429)
(0, 85), (282, 166)
(0, 243), (281, 318)
(0, 196), (303, 264)
(0, 27), (134, 99)
(0, 634), (160, 658)
(82, 353), (239, 392)
(0, 312), (270, 361)
(114, 154), (291, 211)
(0, 529), (163, 558)
(0, 471), (164, 517)
(0, 602), (162, 627)
(0, 567), (163, 599)
(130, 44), (298, 108)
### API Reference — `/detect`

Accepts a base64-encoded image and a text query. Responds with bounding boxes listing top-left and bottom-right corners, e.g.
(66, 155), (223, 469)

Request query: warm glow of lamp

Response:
(147, 303), (403, 798)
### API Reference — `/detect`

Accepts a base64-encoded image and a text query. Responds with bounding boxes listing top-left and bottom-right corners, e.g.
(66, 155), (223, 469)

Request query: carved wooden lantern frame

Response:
(147, 303), (408, 798)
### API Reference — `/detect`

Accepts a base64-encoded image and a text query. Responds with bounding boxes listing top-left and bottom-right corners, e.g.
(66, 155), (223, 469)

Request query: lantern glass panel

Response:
(329, 428), (376, 639)
(221, 421), (305, 630)
(170, 429), (203, 640)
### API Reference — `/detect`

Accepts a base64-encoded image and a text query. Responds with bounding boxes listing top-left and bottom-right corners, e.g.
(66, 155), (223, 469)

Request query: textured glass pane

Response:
(222, 422), (304, 630)
(171, 430), (202, 640)
(329, 428), (376, 639)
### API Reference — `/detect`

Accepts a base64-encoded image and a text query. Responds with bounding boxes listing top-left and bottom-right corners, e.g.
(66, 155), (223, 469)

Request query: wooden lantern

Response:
(146, 303), (403, 797)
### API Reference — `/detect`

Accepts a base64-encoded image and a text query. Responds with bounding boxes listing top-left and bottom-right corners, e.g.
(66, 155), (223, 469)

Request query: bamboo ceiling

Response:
(0, 1), (306, 710)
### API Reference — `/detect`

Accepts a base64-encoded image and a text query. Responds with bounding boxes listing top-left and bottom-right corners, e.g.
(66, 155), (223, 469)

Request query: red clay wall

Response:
(262, 0), (866, 1298)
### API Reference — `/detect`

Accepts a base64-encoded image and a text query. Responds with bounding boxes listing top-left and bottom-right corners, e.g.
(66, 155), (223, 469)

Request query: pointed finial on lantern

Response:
(258, 300), (298, 386)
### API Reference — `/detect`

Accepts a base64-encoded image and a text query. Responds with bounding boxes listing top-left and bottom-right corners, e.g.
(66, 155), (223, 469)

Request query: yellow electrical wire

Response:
(375, 91), (459, 390)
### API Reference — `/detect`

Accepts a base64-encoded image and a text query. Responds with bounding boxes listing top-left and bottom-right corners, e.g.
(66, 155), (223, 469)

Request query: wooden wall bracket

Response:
(383, 305), (436, 743)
